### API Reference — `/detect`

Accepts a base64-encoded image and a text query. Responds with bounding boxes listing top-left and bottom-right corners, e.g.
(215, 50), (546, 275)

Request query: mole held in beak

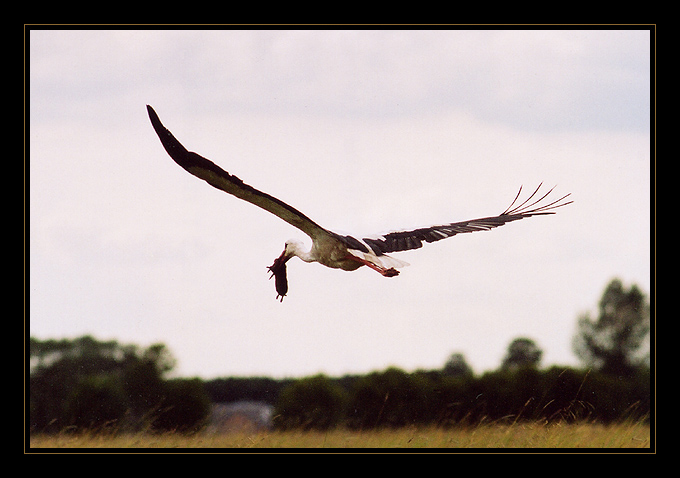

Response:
(267, 256), (289, 302)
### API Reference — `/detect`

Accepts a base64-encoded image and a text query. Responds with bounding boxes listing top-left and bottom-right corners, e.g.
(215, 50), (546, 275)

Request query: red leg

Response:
(349, 256), (400, 277)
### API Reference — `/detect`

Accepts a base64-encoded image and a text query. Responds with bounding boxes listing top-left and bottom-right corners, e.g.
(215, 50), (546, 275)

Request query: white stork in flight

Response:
(147, 105), (572, 301)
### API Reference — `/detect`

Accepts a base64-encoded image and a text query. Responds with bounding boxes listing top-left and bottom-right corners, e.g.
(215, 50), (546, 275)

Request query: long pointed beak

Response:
(277, 247), (291, 263)
(269, 248), (291, 273)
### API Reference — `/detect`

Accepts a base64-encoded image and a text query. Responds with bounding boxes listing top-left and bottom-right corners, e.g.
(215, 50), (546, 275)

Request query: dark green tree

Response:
(347, 367), (432, 429)
(442, 352), (473, 378)
(63, 374), (127, 430)
(29, 336), (180, 432)
(121, 356), (166, 425)
(152, 378), (211, 433)
(274, 374), (348, 430)
(573, 279), (650, 376)
(501, 337), (542, 370)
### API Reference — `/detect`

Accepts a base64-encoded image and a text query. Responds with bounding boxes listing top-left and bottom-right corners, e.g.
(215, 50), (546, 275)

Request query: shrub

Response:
(346, 367), (432, 429)
(152, 378), (211, 433)
(63, 374), (127, 431)
(274, 375), (348, 430)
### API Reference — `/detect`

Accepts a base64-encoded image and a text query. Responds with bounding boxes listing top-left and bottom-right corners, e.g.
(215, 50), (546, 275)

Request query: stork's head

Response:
(272, 240), (301, 267)
(283, 239), (307, 258)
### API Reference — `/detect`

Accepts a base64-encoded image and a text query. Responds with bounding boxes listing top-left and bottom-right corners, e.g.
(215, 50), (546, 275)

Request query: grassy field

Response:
(29, 421), (651, 450)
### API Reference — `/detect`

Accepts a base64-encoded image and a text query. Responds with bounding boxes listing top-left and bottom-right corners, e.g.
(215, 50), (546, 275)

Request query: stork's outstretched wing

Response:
(147, 105), (330, 241)
(359, 184), (572, 254)
(148, 104), (571, 262)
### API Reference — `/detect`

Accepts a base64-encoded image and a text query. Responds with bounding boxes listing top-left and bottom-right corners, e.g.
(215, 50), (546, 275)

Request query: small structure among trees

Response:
(206, 401), (274, 433)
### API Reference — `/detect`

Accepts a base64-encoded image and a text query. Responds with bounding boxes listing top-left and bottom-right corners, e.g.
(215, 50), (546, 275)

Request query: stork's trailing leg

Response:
(349, 256), (400, 277)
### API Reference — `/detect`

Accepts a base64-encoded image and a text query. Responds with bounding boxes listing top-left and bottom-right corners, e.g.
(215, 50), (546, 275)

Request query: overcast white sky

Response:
(28, 28), (652, 379)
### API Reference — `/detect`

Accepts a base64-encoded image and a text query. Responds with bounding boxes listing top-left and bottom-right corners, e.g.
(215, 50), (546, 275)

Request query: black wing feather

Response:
(147, 105), (330, 240)
(362, 184), (572, 254)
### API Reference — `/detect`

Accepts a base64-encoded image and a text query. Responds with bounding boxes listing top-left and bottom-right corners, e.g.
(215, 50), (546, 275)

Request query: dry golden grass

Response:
(29, 420), (651, 450)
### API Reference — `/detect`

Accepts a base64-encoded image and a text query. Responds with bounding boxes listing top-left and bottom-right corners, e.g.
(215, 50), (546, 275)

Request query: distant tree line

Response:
(271, 364), (649, 431)
(29, 336), (210, 433)
(28, 278), (650, 433)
